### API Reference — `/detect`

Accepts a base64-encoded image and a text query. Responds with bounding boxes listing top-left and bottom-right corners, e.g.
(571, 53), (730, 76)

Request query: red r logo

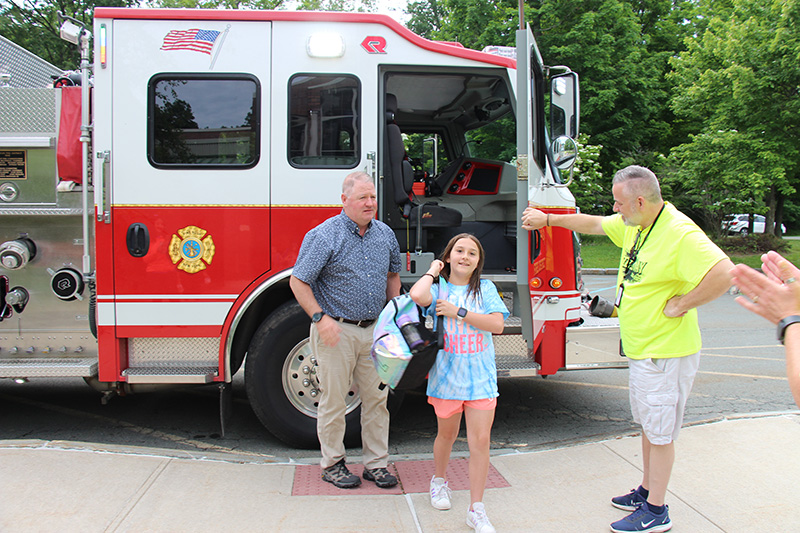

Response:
(361, 36), (387, 54)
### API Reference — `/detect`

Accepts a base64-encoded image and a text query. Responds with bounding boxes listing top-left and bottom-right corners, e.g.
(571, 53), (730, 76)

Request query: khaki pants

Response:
(311, 322), (389, 470)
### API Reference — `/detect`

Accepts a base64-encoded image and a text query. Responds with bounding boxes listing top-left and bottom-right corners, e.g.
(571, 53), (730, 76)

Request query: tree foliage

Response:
(571, 134), (609, 215)
(668, 0), (800, 234)
(0, 0), (137, 68)
(403, 0), (800, 232)
(406, 0), (697, 177)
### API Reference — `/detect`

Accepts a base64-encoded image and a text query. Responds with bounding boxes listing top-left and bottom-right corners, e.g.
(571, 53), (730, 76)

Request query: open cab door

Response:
(515, 26), (587, 374)
(515, 26), (623, 373)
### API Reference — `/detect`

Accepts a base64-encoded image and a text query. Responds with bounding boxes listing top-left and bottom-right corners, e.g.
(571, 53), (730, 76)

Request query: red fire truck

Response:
(0, 8), (621, 448)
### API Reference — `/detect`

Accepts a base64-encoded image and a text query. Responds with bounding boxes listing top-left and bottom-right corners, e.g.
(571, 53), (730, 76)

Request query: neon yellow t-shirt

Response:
(601, 202), (728, 359)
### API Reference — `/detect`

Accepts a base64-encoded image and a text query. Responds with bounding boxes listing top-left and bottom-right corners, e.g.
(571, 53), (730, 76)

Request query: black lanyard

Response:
(621, 203), (665, 282)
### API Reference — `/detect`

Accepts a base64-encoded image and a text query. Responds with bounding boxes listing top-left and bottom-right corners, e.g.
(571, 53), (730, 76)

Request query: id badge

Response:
(615, 284), (624, 307)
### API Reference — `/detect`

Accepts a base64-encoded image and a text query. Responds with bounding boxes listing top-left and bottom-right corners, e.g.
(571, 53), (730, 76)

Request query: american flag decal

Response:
(161, 29), (221, 55)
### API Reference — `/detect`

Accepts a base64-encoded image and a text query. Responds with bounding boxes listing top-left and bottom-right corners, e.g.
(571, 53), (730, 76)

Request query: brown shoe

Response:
(363, 466), (398, 488)
(321, 459), (361, 488)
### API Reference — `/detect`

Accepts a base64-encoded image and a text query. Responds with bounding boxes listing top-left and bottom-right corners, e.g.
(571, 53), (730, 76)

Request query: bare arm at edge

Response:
(522, 207), (606, 235)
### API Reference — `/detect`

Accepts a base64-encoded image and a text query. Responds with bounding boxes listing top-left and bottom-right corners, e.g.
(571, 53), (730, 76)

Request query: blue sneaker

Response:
(610, 504), (671, 533)
(611, 488), (648, 511)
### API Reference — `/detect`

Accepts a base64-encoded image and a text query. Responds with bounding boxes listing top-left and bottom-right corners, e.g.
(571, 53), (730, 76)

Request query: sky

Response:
(374, 0), (411, 23)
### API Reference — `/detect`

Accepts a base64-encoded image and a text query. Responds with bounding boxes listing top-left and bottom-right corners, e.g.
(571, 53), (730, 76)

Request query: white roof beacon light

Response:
(307, 33), (346, 58)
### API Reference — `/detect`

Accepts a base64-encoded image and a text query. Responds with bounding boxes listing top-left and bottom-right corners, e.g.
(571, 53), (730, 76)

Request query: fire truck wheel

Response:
(245, 301), (362, 449)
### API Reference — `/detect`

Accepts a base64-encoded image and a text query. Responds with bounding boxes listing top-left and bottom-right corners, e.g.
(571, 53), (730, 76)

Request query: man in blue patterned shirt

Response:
(290, 171), (402, 489)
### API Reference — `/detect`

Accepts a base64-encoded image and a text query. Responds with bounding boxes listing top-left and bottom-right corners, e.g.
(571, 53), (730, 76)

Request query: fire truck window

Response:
(149, 75), (260, 168)
(288, 74), (360, 168)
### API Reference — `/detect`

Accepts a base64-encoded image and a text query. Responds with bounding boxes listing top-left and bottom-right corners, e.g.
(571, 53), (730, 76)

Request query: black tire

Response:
(245, 301), (363, 449)
(740, 228), (749, 236)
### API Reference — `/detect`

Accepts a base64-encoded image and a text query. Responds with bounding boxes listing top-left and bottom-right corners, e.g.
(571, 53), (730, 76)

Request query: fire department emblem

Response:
(168, 225), (215, 274)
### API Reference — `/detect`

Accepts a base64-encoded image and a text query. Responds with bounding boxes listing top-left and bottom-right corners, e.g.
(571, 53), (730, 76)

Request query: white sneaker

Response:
(429, 476), (452, 510)
(466, 502), (496, 533)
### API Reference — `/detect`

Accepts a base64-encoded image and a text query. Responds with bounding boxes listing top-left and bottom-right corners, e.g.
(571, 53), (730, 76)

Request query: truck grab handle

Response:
(96, 151), (110, 223)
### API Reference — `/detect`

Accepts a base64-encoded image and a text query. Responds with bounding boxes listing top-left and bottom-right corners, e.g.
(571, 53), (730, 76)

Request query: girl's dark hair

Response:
(438, 233), (485, 302)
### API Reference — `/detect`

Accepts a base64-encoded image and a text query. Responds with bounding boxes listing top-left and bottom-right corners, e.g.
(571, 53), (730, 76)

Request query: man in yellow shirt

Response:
(522, 165), (733, 533)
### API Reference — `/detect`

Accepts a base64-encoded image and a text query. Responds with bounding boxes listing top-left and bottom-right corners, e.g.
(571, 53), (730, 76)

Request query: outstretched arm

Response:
(521, 207), (606, 235)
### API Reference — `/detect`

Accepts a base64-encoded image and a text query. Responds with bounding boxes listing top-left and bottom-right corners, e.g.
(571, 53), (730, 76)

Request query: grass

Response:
(579, 234), (800, 270)
(578, 234), (624, 269)
(726, 239), (800, 269)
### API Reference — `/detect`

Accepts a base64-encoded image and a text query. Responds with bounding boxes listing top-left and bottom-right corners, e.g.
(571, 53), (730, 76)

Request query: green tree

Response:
(406, 0), (694, 176)
(668, 0), (800, 235)
(0, 0), (137, 69)
(406, 0), (446, 37)
(530, 0), (678, 175)
(570, 134), (609, 215)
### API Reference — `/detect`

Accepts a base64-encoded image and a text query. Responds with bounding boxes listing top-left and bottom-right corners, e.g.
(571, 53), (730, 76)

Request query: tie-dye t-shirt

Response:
(424, 279), (509, 400)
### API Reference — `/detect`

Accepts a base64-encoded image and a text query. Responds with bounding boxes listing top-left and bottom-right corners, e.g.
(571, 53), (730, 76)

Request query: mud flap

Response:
(219, 382), (233, 438)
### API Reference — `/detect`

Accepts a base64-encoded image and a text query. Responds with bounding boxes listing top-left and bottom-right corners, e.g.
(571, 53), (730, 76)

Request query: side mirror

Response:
(550, 135), (578, 186)
(551, 135), (578, 170)
(550, 71), (580, 139)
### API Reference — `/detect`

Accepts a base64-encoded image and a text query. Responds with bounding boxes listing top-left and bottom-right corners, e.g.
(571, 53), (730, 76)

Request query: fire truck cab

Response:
(0, 9), (622, 448)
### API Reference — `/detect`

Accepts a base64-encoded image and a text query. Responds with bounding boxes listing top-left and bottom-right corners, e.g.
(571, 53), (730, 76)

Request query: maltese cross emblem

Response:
(168, 225), (215, 274)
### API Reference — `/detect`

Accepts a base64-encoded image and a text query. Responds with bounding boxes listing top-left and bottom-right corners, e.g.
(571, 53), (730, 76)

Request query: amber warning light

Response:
(100, 24), (107, 67)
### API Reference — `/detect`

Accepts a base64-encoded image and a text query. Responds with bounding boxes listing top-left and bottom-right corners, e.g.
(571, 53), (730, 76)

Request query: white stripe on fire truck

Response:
(107, 204), (339, 208)
(97, 294), (238, 302)
(97, 301), (232, 326)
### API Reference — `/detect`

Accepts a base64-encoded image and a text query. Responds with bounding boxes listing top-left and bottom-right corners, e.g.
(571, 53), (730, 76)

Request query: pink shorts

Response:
(428, 397), (497, 419)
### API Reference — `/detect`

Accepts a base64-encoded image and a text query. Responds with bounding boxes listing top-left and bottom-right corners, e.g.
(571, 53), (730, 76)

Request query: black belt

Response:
(332, 317), (375, 328)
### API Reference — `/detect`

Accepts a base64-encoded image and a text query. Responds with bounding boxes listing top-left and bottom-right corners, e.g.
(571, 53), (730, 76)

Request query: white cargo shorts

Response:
(628, 352), (700, 445)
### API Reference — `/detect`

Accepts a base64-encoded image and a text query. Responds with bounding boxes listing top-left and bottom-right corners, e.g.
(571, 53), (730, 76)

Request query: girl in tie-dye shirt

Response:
(409, 233), (509, 533)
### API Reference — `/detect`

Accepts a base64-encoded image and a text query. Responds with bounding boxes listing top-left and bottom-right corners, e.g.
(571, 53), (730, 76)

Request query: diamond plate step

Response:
(0, 357), (98, 378)
(122, 366), (219, 384)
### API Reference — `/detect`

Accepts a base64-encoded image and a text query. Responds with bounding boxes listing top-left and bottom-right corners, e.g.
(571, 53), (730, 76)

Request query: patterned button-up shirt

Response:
(293, 211), (401, 321)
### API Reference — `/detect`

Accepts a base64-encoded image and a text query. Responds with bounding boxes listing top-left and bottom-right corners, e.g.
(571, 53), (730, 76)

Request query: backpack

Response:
(371, 281), (445, 391)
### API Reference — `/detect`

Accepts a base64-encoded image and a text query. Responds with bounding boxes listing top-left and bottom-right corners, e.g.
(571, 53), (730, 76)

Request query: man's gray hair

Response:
(612, 165), (662, 203)
(342, 171), (374, 197)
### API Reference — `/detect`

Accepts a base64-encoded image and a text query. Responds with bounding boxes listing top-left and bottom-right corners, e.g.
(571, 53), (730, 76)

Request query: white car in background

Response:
(722, 214), (786, 236)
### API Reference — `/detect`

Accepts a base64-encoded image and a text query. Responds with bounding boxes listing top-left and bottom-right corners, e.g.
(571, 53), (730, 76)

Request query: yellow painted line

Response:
(551, 380), (629, 391)
(555, 379), (742, 401)
(702, 353), (784, 362)
(698, 370), (787, 381)
(703, 345), (782, 350)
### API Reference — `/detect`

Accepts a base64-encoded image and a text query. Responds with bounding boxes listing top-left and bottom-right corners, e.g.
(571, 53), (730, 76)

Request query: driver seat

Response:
(385, 94), (462, 236)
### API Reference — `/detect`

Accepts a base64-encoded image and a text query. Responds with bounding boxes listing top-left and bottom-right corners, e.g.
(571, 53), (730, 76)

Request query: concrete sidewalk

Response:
(2, 413), (798, 532)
